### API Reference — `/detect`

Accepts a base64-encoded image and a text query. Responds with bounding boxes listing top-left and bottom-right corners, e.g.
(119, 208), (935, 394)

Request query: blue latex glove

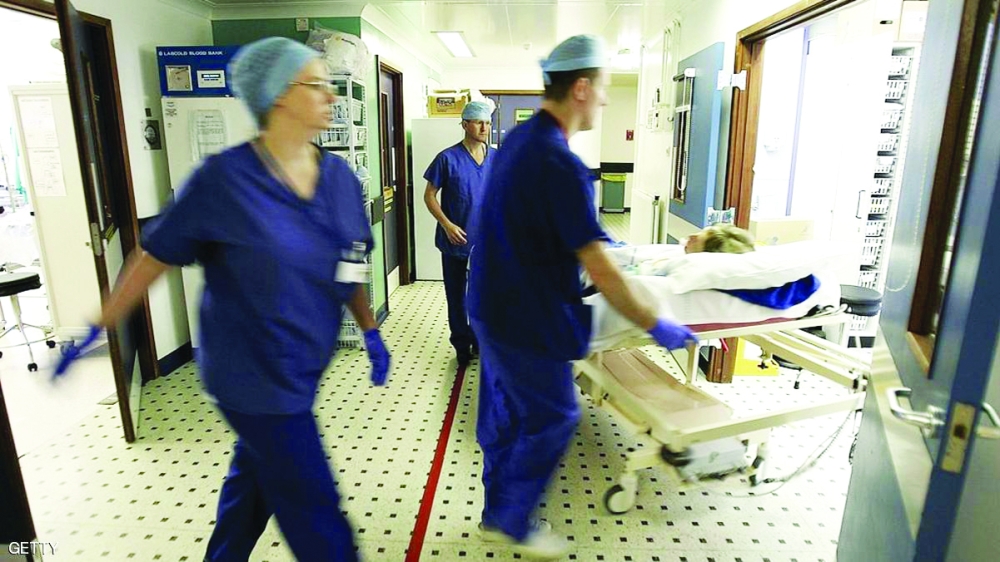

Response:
(648, 318), (697, 350)
(363, 329), (391, 386)
(54, 325), (103, 379)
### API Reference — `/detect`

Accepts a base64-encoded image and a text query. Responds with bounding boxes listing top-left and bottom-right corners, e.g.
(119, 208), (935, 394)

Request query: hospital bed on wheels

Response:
(575, 275), (869, 514)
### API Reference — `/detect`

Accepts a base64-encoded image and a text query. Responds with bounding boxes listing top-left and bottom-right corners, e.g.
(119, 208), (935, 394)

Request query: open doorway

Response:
(746, 0), (921, 339)
(0, 6), (118, 457)
(3, 0), (160, 549)
(710, 0), (925, 382)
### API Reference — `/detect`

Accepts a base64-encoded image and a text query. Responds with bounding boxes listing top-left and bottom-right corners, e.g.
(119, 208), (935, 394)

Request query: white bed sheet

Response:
(586, 272), (841, 351)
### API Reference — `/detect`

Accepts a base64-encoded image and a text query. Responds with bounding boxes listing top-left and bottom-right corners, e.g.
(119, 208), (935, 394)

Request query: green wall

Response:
(211, 17), (388, 318)
(211, 18), (361, 46)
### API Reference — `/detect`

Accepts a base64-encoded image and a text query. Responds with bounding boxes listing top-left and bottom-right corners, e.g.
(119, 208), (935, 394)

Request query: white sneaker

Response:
(478, 520), (570, 560)
(479, 519), (551, 543)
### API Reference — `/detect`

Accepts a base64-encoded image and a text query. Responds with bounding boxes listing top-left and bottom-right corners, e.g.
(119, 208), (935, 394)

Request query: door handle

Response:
(886, 387), (944, 433)
(887, 387), (1000, 439)
(855, 190), (868, 219)
(979, 403), (1000, 440)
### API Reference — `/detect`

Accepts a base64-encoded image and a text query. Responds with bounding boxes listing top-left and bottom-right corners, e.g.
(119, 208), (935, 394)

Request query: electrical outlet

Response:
(295, 18), (309, 32)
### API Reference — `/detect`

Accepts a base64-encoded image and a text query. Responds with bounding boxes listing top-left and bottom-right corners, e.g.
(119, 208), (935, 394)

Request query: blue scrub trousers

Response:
(472, 320), (581, 541)
(442, 254), (476, 356)
(204, 407), (358, 562)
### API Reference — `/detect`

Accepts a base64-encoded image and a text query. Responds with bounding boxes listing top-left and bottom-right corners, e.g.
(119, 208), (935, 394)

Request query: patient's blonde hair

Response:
(701, 223), (756, 254)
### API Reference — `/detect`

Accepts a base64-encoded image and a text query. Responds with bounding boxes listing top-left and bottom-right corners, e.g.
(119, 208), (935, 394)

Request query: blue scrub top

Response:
(424, 142), (494, 258)
(143, 143), (373, 415)
(467, 110), (607, 360)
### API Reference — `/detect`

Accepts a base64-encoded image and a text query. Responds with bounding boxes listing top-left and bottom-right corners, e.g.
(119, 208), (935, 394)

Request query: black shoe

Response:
(457, 348), (473, 366)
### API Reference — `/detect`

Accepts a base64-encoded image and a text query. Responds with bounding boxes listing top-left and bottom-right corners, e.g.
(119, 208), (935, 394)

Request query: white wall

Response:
(439, 65), (543, 93)
(360, 7), (444, 126)
(631, 29), (672, 240)
(601, 82), (638, 163)
(601, 80), (638, 207)
(70, 0), (214, 360)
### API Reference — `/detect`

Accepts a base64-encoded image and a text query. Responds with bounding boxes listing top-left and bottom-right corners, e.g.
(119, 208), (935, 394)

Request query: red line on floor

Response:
(404, 364), (468, 562)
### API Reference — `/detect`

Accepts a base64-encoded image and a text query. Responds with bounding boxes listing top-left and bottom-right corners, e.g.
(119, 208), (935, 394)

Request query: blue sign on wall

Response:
(156, 46), (241, 97)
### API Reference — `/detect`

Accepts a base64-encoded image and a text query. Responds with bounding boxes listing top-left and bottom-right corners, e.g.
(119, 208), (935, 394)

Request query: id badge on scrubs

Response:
(336, 261), (370, 283)
(336, 241), (371, 284)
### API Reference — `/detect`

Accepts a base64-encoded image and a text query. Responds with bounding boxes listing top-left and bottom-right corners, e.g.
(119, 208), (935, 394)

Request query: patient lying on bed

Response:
(604, 223), (756, 273)
(587, 238), (847, 351)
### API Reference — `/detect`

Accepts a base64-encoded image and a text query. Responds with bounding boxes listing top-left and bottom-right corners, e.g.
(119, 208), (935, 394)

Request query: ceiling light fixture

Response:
(434, 31), (474, 58)
(613, 48), (640, 69)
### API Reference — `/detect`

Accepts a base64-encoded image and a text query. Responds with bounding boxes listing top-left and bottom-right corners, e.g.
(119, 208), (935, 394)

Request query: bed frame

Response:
(573, 308), (868, 513)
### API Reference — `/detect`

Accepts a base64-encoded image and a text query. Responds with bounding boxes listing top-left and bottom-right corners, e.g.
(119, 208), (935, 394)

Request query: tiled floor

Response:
(600, 212), (631, 244)
(14, 281), (858, 561)
(1, 290), (117, 457)
(420, 344), (853, 562)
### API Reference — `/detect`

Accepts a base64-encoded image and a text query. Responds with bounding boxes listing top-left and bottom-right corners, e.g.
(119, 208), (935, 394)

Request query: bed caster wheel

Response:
(46, 340), (57, 349)
(604, 484), (637, 514)
(660, 447), (691, 467)
(28, 363), (38, 372)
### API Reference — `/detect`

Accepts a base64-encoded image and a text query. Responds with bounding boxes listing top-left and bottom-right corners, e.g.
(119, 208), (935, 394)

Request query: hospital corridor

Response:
(16, 280), (855, 561)
(3, 0), (1000, 561)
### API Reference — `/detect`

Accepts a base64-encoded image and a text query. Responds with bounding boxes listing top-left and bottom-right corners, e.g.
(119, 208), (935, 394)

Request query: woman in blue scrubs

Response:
(78, 38), (389, 561)
(467, 35), (696, 560)
(423, 100), (496, 365)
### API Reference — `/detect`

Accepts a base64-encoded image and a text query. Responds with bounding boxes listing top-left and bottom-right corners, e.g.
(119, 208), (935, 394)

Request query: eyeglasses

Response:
(288, 81), (338, 95)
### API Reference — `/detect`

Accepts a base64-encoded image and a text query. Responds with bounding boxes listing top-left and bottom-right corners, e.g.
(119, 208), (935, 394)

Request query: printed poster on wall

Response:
(27, 148), (67, 197)
(18, 96), (59, 148)
(190, 109), (227, 162)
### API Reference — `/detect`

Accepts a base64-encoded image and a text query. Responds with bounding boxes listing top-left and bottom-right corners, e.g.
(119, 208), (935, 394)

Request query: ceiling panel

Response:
(198, 0), (690, 69)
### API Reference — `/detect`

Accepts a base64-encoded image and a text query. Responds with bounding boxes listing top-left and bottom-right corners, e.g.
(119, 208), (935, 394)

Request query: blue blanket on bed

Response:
(720, 275), (820, 310)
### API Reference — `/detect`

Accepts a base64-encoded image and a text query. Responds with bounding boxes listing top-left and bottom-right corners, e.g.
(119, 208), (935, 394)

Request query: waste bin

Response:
(601, 173), (626, 213)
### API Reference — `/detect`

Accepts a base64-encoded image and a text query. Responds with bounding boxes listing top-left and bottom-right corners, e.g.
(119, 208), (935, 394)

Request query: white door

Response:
(411, 118), (461, 281)
(9, 85), (103, 341)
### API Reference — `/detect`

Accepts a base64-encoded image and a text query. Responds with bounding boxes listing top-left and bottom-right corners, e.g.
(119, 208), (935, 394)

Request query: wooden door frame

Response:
(379, 61), (412, 285)
(724, 0), (858, 228)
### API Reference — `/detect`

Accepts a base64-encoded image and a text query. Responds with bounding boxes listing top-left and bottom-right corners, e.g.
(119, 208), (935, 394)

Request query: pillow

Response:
(657, 241), (851, 294)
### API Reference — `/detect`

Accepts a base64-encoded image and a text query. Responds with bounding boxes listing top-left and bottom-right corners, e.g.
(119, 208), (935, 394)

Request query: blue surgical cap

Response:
(230, 37), (320, 125)
(462, 101), (493, 121)
(540, 34), (607, 85)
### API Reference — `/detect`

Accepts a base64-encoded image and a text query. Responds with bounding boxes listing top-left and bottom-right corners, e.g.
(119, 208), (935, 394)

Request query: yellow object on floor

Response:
(733, 338), (779, 376)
